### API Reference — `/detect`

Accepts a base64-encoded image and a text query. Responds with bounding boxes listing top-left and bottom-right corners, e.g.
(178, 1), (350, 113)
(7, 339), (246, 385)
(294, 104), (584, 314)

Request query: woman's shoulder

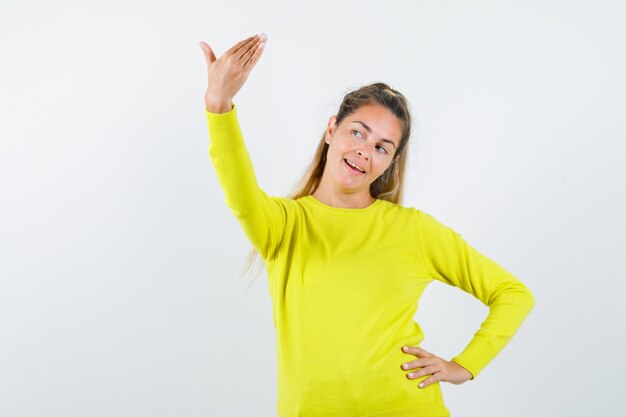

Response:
(377, 198), (423, 216)
(378, 200), (448, 230)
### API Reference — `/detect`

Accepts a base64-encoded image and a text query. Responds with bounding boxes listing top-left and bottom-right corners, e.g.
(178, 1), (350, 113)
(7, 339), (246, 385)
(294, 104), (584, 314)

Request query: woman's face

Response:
(324, 103), (402, 194)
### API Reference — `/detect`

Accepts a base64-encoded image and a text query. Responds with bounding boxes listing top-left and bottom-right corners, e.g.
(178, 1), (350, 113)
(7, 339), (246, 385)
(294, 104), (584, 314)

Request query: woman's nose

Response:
(357, 147), (370, 159)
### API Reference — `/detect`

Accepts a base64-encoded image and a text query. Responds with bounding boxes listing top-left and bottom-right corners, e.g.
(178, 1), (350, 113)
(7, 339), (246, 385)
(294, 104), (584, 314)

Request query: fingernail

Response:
(260, 32), (267, 41)
(403, 346), (408, 352)
(419, 383), (424, 388)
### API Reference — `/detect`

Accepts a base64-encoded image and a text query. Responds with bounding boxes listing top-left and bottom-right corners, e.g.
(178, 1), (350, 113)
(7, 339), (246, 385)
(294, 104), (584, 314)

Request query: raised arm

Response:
(199, 34), (287, 262)
(416, 209), (536, 380)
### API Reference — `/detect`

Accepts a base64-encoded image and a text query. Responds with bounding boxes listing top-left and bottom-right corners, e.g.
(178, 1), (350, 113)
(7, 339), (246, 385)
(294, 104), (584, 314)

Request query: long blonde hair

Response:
(241, 82), (413, 288)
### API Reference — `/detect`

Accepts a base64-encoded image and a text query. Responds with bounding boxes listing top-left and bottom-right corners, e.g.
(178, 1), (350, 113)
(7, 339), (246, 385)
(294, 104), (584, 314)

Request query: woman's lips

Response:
(344, 158), (365, 174)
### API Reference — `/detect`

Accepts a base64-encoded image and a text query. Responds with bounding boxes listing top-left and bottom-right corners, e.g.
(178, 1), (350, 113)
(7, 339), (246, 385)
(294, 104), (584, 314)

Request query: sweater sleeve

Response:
(206, 103), (287, 262)
(416, 209), (535, 380)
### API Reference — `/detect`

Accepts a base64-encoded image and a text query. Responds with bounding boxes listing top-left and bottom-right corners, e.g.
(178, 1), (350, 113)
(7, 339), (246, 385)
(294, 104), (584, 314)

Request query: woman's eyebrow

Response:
(351, 121), (396, 149)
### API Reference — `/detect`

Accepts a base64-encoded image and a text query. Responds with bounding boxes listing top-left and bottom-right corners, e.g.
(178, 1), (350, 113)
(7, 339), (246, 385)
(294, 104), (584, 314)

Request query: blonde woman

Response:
(199, 33), (535, 417)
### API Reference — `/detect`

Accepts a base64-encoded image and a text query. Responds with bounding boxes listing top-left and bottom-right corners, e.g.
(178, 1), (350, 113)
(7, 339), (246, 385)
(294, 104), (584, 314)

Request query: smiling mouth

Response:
(344, 158), (366, 174)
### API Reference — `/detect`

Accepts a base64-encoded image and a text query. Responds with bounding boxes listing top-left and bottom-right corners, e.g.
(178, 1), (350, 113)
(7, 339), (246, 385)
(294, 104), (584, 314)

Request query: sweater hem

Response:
(359, 405), (450, 417)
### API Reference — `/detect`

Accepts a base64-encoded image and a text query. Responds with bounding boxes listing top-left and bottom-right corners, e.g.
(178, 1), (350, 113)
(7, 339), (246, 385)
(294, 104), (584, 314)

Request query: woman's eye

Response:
(351, 130), (387, 154)
(351, 130), (363, 139)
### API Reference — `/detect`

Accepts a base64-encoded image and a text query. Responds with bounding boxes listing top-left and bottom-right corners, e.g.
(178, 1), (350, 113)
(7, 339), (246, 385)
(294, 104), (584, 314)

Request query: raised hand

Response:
(400, 345), (473, 388)
(198, 33), (268, 113)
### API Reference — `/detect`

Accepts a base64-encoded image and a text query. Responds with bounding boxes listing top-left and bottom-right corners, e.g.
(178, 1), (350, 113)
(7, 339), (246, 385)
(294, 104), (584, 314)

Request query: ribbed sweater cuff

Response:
(205, 102), (245, 151)
(450, 338), (499, 380)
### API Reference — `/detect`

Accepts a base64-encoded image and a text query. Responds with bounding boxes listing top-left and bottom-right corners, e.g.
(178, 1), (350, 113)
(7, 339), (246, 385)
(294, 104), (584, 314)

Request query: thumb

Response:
(198, 41), (216, 65)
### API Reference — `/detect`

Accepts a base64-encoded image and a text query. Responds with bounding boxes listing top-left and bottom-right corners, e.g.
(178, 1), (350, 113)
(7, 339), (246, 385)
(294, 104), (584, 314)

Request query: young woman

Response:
(199, 33), (535, 417)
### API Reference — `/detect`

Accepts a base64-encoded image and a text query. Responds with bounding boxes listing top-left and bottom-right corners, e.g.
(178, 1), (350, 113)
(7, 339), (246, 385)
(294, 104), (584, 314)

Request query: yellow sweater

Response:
(206, 103), (535, 417)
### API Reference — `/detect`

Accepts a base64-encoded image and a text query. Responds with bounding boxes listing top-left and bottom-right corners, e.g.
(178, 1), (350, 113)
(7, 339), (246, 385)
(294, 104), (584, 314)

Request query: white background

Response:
(1, 0), (624, 416)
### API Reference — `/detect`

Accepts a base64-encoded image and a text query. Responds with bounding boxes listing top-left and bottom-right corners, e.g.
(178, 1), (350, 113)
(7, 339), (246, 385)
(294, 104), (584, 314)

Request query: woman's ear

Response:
(325, 115), (338, 144)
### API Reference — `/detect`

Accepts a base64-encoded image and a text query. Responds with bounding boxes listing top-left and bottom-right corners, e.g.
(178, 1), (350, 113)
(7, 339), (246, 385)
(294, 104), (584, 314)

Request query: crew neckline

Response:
(301, 195), (383, 213)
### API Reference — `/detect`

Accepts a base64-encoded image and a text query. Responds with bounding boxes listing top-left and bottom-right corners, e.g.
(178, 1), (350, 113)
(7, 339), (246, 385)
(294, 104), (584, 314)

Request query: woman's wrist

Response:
(205, 93), (232, 114)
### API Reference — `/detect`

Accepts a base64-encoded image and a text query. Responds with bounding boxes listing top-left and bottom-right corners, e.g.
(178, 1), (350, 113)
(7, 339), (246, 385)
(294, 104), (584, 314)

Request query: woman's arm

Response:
(206, 103), (287, 261)
(200, 34), (287, 261)
(416, 209), (536, 380)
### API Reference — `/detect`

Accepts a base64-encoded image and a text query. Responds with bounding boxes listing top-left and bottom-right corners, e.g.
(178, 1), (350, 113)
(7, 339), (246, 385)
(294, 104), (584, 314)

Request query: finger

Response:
(416, 372), (441, 389)
(401, 357), (434, 371)
(243, 36), (266, 69)
(406, 364), (436, 380)
(198, 41), (217, 65)
(402, 345), (433, 358)
(235, 34), (262, 61)
(239, 38), (259, 64)
(225, 35), (257, 57)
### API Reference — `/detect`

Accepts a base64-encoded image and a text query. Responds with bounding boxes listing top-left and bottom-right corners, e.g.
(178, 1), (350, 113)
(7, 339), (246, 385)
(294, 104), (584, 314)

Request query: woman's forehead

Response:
(345, 104), (402, 142)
